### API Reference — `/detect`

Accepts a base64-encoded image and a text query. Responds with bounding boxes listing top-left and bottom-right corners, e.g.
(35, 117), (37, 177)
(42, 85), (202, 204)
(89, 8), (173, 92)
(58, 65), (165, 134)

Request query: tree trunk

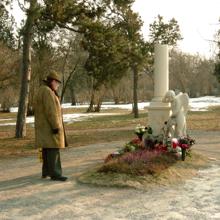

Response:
(114, 97), (119, 104)
(94, 97), (102, 112)
(60, 61), (79, 103)
(112, 88), (120, 104)
(27, 104), (34, 116)
(70, 85), (77, 106)
(15, 0), (37, 138)
(87, 90), (95, 112)
(133, 65), (139, 118)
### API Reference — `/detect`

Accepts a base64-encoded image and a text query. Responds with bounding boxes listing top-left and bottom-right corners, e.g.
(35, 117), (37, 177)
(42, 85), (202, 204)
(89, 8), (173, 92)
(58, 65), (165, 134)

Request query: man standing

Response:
(34, 71), (68, 181)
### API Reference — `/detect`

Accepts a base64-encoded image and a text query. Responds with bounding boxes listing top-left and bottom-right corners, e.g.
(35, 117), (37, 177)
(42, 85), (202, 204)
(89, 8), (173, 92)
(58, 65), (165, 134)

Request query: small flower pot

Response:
(181, 148), (186, 161)
(136, 133), (143, 141)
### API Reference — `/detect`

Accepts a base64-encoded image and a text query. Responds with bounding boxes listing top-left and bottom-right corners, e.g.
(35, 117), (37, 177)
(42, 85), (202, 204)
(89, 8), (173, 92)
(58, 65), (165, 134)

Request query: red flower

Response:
(172, 138), (179, 149)
(180, 144), (189, 149)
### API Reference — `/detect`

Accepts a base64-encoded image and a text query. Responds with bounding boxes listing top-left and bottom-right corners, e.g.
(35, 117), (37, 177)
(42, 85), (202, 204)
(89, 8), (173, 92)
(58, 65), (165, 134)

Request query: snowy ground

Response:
(62, 96), (220, 112)
(1, 96), (220, 127)
(1, 130), (220, 220)
(1, 97), (220, 219)
(61, 96), (220, 112)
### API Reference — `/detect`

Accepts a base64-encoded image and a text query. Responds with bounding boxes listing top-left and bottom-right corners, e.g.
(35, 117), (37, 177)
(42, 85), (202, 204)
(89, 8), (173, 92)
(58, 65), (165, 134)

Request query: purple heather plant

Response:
(119, 150), (162, 164)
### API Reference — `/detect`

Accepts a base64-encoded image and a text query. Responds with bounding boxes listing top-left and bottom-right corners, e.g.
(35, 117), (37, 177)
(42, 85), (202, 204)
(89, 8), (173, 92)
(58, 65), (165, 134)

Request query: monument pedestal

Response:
(148, 100), (170, 135)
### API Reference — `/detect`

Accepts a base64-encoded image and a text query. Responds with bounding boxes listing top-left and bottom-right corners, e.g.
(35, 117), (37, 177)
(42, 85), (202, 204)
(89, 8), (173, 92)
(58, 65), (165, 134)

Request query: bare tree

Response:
(16, 0), (38, 138)
(0, 41), (20, 112)
(169, 49), (217, 97)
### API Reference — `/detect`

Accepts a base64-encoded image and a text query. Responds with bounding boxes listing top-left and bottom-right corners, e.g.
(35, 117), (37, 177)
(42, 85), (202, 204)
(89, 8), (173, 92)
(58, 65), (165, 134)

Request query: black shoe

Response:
(51, 176), (68, 181)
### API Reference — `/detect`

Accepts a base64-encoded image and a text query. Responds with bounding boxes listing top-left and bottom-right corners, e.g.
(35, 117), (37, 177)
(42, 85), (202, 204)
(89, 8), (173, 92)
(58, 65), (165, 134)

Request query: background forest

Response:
(1, 0), (220, 137)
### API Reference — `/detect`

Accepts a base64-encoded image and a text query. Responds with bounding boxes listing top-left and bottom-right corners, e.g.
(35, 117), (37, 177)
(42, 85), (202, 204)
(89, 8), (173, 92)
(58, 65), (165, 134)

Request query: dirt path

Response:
(1, 130), (220, 220)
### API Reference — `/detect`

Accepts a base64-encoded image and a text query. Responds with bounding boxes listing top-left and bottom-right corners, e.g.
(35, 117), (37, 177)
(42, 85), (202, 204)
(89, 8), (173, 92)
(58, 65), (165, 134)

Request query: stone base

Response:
(147, 101), (171, 136)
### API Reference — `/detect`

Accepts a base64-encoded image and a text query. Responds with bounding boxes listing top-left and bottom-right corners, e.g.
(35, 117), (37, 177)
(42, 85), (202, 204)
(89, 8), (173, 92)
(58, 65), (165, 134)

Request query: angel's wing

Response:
(178, 93), (189, 115)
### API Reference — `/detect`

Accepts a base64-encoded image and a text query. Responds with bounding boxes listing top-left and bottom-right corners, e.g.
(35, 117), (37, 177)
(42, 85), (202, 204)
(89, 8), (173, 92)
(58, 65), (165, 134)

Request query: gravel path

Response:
(0, 130), (220, 220)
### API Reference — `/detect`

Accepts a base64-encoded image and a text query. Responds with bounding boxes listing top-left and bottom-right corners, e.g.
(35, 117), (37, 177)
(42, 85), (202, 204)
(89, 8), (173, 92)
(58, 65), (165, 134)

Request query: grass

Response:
(0, 107), (216, 189)
(66, 111), (148, 130)
(67, 129), (134, 148)
(186, 106), (220, 130)
(0, 106), (220, 158)
(0, 110), (148, 157)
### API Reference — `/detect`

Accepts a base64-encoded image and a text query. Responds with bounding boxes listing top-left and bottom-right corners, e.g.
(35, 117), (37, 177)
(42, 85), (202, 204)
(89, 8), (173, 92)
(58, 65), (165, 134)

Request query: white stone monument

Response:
(147, 44), (170, 135)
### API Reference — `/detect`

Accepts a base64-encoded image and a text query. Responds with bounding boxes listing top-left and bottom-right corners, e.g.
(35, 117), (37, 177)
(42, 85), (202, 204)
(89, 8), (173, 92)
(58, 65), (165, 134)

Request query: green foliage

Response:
(144, 15), (183, 78)
(17, 0), (148, 92)
(82, 22), (130, 89)
(112, 5), (148, 118)
(115, 7), (147, 68)
(0, 3), (16, 48)
(113, 0), (135, 7)
(36, 0), (104, 33)
(149, 15), (182, 45)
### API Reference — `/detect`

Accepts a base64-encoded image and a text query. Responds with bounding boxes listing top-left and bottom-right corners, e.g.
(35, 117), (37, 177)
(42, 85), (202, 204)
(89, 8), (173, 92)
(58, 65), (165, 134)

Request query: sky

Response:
(132, 0), (220, 58)
(11, 0), (220, 58)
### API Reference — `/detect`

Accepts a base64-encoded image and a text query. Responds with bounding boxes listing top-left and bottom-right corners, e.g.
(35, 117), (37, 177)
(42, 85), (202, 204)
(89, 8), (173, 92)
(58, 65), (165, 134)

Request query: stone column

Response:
(147, 44), (171, 135)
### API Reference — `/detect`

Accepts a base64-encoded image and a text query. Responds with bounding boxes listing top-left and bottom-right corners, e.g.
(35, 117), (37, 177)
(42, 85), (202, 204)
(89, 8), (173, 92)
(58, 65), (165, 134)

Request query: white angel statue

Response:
(162, 90), (189, 138)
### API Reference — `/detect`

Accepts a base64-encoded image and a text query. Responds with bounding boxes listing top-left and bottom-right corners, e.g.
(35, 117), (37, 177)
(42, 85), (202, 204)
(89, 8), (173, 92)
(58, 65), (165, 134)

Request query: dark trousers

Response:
(42, 148), (62, 178)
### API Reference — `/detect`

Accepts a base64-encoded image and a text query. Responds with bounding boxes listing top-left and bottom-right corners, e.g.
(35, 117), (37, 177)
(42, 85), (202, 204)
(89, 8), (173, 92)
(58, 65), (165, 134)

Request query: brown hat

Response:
(46, 71), (62, 83)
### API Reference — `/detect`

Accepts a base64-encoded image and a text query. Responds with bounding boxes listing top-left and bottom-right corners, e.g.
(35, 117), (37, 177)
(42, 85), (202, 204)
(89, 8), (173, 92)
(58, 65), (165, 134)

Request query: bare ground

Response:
(1, 130), (220, 220)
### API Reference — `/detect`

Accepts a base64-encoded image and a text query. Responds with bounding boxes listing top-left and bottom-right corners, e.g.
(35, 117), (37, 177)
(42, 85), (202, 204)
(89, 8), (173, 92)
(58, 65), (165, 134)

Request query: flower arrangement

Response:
(178, 136), (195, 148)
(166, 136), (195, 160)
(167, 136), (195, 151)
(135, 124), (146, 135)
(104, 124), (195, 163)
